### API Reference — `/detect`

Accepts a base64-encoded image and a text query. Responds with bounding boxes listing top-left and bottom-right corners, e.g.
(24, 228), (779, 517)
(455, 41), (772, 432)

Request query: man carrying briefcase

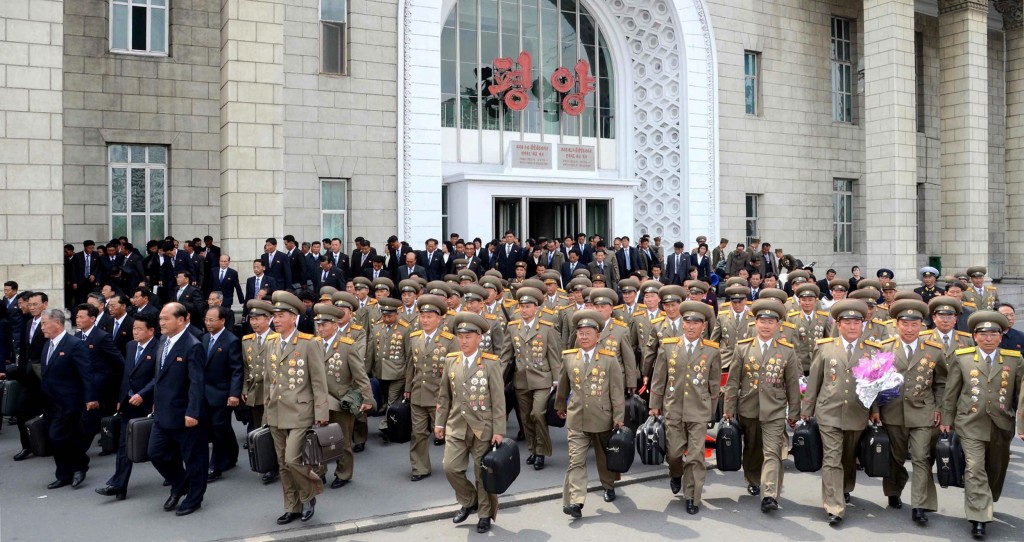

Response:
(435, 312), (506, 534)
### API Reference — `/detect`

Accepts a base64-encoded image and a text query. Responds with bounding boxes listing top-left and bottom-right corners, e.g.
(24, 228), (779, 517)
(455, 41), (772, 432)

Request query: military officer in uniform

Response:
(461, 284), (511, 374)
(787, 283), (831, 375)
(940, 280), (975, 332)
(878, 300), (946, 523)
(801, 299), (883, 526)
(436, 312), (506, 534)
(507, 287), (561, 471)
(963, 267), (999, 310)
(241, 300), (279, 483)
(266, 291), (329, 525)
(914, 267), (944, 303)
(404, 294), (457, 481)
(367, 298), (407, 437)
(556, 310), (626, 517)
(559, 277), (592, 348)
(922, 296), (974, 366)
(710, 285), (753, 371)
(640, 285), (686, 381)
(649, 301), (721, 515)
(398, 279), (421, 330)
(313, 304), (373, 488)
(940, 311), (1024, 539)
(352, 277), (380, 329)
(724, 299), (801, 512)
(589, 288), (639, 392)
(329, 292), (369, 453)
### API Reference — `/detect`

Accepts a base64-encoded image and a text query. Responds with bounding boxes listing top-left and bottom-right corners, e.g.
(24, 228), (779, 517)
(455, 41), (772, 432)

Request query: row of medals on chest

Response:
(452, 361), (489, 411)
(667, 346), (708, 393)
(270, 352), (305, 390)
(967, 355), (1012, 413)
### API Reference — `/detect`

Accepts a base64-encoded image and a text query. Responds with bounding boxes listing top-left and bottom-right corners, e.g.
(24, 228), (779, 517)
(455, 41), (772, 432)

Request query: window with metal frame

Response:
(744, 51), (760, 116)
(110, 0), (168, 55)
(110, 145), (167, 245)
(745, 194), (759, 248)
(833, 179), (854, 253)
(322, 179), (348, 247)
(321, 0), (348, 75)
(830, 16), (853, 123)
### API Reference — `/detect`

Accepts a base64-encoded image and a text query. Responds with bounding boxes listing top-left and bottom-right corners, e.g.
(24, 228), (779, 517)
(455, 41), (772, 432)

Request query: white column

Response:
(1000, 2), (1024, 275)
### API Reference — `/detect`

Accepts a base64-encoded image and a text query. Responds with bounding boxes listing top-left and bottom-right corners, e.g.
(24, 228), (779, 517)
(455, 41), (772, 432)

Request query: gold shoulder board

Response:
(397, 320), (410, 327)
(787, 310), (800, 317)
(781, 321), (796, 329)
(339, 337), (355, 345)
(816, 337), (834, 345)
(918, 330), (932, 336)
(778, 339), (794, 348)
(440, 331), (455, 340)
(955, 346), (976, 355)
(816, 310), (830, 317)
(350, 323), (364, 331)
(955, 331), (971, 338)
(701, 339), (720, 349)
(481, 352), (499, 360)
(737, 337), (755, 344)
(924, 340), (943, 349)
(243, 333), (255, 340)
(661, 337), (681, 344)
(598, 349), (617, 356)
(539, 319), (554, 327)
(484, 313), (497, 320)
(446, 351), (460, 358)
(999, 349), (1022, 358)
(507, 319), (521, 326)
(651, 316), (665, 324)
(409, 330), (423, 337)
(297, 332), (314, 340)
(562, 349), (579, 355)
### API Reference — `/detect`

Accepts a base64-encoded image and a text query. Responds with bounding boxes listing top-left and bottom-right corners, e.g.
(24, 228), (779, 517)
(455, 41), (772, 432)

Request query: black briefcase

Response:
(545, 388), (565, 428)
(1, 380), (22, 416)
(715, 418), (742, 472)
(126, 415), (154, 463)
(26, 414), (50, 457)
(247, 425), (278, 474)
(302, 423), (345, 465)
(935, 431), (965, 488)
(858, 423), (891, 478)
(605, 426), (636, 473)
(624, 393), (647, 433)
(234, 404), (253, 425)
(635, 415), (666, 465)
(792, 418), (823, 473)
(481, 440), (521, 495)
(100, 413), (121, 455)
(383, 400), (412, 443)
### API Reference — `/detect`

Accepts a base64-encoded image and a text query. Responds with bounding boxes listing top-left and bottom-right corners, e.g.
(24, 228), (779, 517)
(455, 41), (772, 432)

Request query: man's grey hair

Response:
(40, 308), (66, 326)
(87, 292), (104, 304)
(208, 291), (224, 302)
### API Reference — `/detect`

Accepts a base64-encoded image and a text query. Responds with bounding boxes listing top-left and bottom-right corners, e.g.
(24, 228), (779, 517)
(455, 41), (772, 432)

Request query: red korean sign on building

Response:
(487, 51), (595, 116)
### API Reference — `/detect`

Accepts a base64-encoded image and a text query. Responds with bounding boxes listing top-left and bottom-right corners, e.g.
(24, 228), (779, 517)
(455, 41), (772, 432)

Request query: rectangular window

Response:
(110, 145), (167, 245)
(321, 179), (348, 248)
(916, 182), (926, 253)
(441, 185), (449, 239)
(110, 0), (168, 55)
(833, 179), (854, 253)
(745, 194), (759, 247)
(744, 51), (760, 116)
(915, 31), (924, 133)
(830, 16), (853, 123)
(321, 0), (348, 75)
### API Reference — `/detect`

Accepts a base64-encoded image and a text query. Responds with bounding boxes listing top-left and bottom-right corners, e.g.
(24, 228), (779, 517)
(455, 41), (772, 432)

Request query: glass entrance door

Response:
(494, 197), (522, 238)
(493, 196), (610, 242)
(528, 199), (579, 242)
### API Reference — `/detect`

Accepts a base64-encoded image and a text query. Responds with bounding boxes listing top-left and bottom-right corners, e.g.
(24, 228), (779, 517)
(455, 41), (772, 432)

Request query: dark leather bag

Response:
(1, 380), (22, 416)
(247, 425), (278, 473)
(715, 417), (742, 471)
(383, 400), (412, 443)
(624, 393), (647, 433)
(792, 418), (823, 473)
(935, 431), (965, 488)
(545, 388), (565, 428)
(605, 426), (636, 473)
(126, 415), (154, 463)
(302, 423), (345, 465)
(858, 423), (891, 478)
(100, 413), (122, 454)
(635, 415), (666, 465)
(26, 414), (50, 457)
(481, 440), (521, 495)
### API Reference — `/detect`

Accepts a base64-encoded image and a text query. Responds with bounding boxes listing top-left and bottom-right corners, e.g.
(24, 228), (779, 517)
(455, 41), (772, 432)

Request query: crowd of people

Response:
(0, 231), (1022, 538)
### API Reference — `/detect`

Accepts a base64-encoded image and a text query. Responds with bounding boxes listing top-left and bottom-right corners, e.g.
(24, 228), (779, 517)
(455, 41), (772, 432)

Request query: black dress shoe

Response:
(207, 470), (223, 482)
(516, 430), (525, 441)
(533, 456), (545, 470)
(761, 497), (779, 513)
(476, 518), (491, 533)
(13, 449), (32, 461)
(163, 492), (183, 511)
(276, 512), (301, 525)
(603, 488), (616, 502)
(670, 477), (681, 495)
(911, 508), (928, 524)
(261, 471), (279, 484)
(563, 504), (583, 518)
(330, 477), (348, 489)
(526, 454), (536, 465)
(175, 504), (200, 516)
(971, 521), (985, 538)
(747, 484), (760, 496)
(411, 473), (430, 482)
(300, 498), (315, 521)
(47, 479), (71, 490)
(888, 495), (903, 509)
(844, 492), (851, 504)
(828, 514), (843, 526)
(354, 443), (366, 453)
(71, 471), (87, 488)
(685, 499), (699, 515)
(453, 505), (477, 524)
(95, 485), (127, 500)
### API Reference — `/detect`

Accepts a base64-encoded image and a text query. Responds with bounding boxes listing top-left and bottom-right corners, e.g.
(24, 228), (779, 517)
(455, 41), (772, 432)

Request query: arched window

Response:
(441, 0), (616, 165)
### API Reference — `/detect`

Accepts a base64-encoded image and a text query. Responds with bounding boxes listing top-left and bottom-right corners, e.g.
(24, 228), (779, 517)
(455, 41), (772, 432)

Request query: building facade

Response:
(0, 0), (1021, 299)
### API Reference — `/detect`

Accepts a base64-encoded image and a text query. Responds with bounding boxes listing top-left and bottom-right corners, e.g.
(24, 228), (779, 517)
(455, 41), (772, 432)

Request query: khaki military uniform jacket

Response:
(542, 295), (570, 313)
(600, 319), (638, 387)
(650, 337), (723, 423)
(962, 286), (998, 311)
(878, 337), (947, 428)
(641, 316), (685, 376)
(404, 329), (458, 407)
(367, 321), (408, 381)
(398, 309), (420, 336)
(710, 308), (754, 371)
(874, 304), (891, 322)
(801, 337), (882, 430)
(919, 328), (974, 368)
(555, 348), (625, 433)
(941, 347), (1024, 442)
(242, 331), (277, 406)
(786, 309), (832, 372)
(509, 318), (562, 391)
(558, 304), (585, 349)
(355, 298), (381, 329)
(828, 318), (893, 343)
(630, 309), (662, 367)
(479, 312), (512, 373)
(264, 331), (330, 429)
(612, 304), (640, 325)
(320, 333), (373, 410)
(724, 337), (801, 422)
(436, 352), (507, 441)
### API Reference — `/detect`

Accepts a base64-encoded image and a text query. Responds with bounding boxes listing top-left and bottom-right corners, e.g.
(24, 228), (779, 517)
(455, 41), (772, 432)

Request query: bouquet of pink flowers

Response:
(851, 351), (903, 407)
(799, 375), (808, 399)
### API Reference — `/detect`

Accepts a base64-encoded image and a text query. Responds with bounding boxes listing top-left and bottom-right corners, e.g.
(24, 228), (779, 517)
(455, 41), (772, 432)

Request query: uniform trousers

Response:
(667, 420), (707, 505)
(443, 430), (498, 519)
(515, 387), (552, 457)
(749, 418), (787, 499)
(962, 425), (1012, 522)
(881, 424), (938, 510)
(409, 403), (434, 475)
(819, 425), (863, 517)
(737, 415), (764, 487)
(562, 428), (614, 506)
(270, 426), (323, 513)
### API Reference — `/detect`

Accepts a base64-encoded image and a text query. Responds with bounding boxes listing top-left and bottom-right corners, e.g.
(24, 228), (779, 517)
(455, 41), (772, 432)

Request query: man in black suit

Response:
(37, 308), (99, 489)
(71, 240), (99, 305)
(105, 294), (135, 357)
(202, 306), (243, 481)
(637, 237), (660, 273)
(243, 260), (278, 320)
(166, 243), (194, 278)
(462, 243), (484, 275)
(97, 242), (124, 288)
(3, 281), (24, 363)
(211, 254), (244, 309)
(149, 302), (208, 516)
(560, 250), (583, 286)
(366, 255), (391, 281)
(2, 292), (48, 460)
(326, 237), (351, 284)
(172, 272), (205, 328)
(616, 236), (640, 278)
(205, 291), (236, 333)
(183, 241), (205, 291)
(283, 235), (308, 290)
(95, 313), (158, 499)
(261, 238), (292, 292)
(64, 244), (76, 310)
(203, 236), (221, 277)
(303, 242), (321, 285)
(418, 238), (445, 281)
(816, 269), (837, 301)
(313, 255), (345, 291)
(665, 242), (691, 286)
(495, 231), (524, 280)
(130, 287), (159, 321)
(353, 239), (378, 279)
(120, 243), (146, 289)
(73, 303), (125, 440)
(398, 251), (427, 280)
(383, 236), (402, 278)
